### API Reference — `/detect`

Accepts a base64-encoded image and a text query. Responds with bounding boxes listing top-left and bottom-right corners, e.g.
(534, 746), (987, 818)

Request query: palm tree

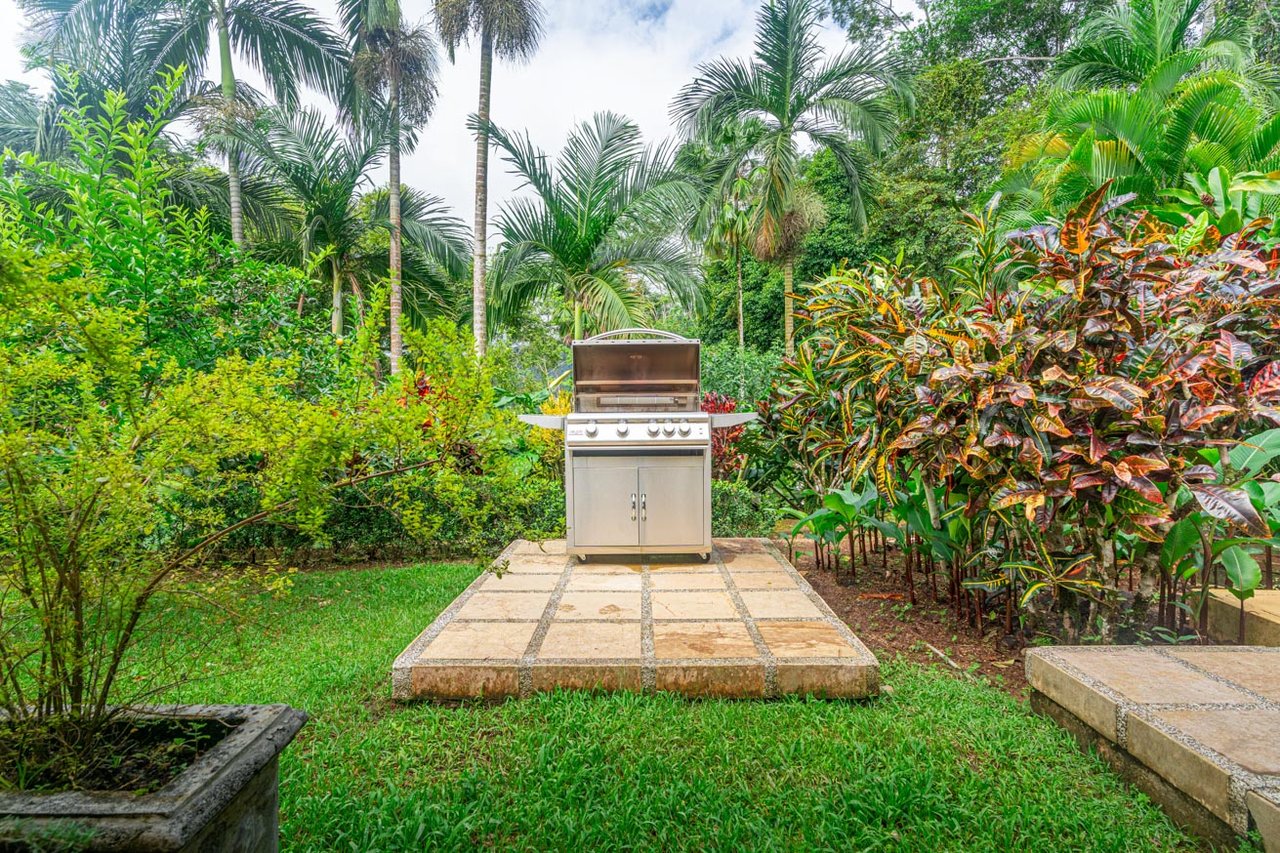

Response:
(1011, 0), (1280, 210)
(19, 0), (350, 249)
(345, 0), (441, 374)
(482, 111), (702, 340)
(671, 0), (910, 355)
(1053, 0), (1258, 91)
(239, 108), (469, 337)
(753, 185), (827, 352)
(434, 0), (545, 358)
(706, 173), (755, 351)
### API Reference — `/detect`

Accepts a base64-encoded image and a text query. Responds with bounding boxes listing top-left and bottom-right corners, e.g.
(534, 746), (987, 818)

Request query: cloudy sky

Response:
(0, 0), (852, 232)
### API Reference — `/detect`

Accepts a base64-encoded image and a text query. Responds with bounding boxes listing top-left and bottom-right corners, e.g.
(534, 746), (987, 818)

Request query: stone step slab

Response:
(1027, 645), (1280, 849)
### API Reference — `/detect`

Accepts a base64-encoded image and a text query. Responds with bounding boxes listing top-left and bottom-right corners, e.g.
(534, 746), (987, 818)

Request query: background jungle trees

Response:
(673, 0), (911, 355)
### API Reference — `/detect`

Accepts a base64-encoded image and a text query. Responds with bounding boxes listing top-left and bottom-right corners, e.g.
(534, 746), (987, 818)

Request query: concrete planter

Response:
(0, 704), (307, 852)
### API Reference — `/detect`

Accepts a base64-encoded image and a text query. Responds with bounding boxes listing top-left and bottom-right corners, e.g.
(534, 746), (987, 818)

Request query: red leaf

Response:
(1214, 330), (1254, 370)
(1079, 377), (1147, 413)
(1189, 485), (1269, 537)
(1181, 404), (1236, 431)
(1249, 362), (1280, 400)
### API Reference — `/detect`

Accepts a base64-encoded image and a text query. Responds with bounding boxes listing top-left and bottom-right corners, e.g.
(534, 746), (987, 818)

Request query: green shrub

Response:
(700, 342), (781, 404)
(223, 470), (566, 561)
(711, 481), (781, 538)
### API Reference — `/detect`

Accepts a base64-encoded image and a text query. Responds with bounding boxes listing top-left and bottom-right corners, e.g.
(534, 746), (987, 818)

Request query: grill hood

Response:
(572, 329), (700, 413)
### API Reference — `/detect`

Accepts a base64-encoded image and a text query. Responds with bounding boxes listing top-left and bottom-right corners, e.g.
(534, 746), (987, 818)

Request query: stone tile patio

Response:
(392, 538), (879, 701)
(1206, 589), (1280, 646)
(1027, 646), (1280, 849)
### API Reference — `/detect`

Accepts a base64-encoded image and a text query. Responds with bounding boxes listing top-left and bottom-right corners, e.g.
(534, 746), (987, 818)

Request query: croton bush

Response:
(760, 186), (1280, 641)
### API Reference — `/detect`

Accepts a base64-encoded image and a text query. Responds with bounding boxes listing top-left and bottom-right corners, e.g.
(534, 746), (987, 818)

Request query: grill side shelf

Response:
(517, 414), (566, 430)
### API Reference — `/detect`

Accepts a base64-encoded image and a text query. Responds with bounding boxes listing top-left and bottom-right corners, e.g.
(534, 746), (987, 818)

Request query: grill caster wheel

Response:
(698, 553), (710, 562)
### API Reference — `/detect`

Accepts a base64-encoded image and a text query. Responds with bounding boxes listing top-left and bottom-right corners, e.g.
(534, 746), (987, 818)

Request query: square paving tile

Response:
(739, 590), (824, 619)
(722, 552), (785, 571)
(575, 561), (645, 574)
(477, 572), (560, 592)
(732, 572), (798, 591)
(1047, 648), (1255, 706)
(495, 554), (568, 574)
(393, 538), (879, 701)
(653, 621), (757, 659)
(420, 620), (539, 660)
(510, 539), (567, 556)
(648, 572), (726, 590)
(714, 538), (770, 554)
(540, 621), (642, 659)
(647, 558), (720, 573)
(454, 591), (553, 621)
(566, 571), (644, 592)
(757, 620), (859, 658)
(651, 590), (738, 620)
(556, 591), (642, 621)
(1150, 708), (1280, 777)
(1165, 648), (1280, 702)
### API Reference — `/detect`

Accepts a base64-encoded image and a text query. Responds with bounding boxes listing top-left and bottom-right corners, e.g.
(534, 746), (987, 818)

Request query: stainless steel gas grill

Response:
(519, 329), (755, 561)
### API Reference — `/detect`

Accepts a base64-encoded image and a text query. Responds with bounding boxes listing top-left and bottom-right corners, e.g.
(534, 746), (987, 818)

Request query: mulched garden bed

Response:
(778, 537), (1031, 696)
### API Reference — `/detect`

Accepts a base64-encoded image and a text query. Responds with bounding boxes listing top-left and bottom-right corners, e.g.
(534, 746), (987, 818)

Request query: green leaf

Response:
(1219, 546), (1261, 600)
(1227, 429), (1280, 476)
(1160, 517), (1199, 570)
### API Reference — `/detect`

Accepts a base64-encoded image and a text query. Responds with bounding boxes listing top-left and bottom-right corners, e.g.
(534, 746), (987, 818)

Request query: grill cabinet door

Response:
(572, 465), (640, 547)
(638, 458), (705, 549)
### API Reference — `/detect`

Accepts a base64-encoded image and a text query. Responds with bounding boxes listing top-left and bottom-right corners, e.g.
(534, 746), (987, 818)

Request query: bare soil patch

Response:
(776, 537), (1030, 697)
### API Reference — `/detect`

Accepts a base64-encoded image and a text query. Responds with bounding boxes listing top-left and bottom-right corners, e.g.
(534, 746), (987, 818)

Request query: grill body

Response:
(520, 329), (753, 561)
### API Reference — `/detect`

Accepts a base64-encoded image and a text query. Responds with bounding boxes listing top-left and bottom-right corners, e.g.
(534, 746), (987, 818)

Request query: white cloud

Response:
(0, 0), (852, 236)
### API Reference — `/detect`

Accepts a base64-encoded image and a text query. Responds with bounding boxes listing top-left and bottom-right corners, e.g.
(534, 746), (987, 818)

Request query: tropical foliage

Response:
(1010, 0), (1280, 212)
(485, 112), (702, 338)
(759, 185), (1280, 640)
(238, 107), (470, 335)
(673, 0), (911, 353)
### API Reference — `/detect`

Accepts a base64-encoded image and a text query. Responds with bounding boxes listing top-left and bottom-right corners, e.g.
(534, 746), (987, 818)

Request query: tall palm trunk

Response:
(215, 0), (245, 249)
(471, 26), (494, 358)
(388, 66), (404, 375)
(331, 261), (343, 336)
(783, 257), (795, 356)
(735, 245), (744, 350)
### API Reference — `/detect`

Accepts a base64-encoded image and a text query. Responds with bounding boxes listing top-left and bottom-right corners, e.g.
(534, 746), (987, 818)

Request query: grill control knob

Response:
(678, 419), (691, 436)
(647, 420), (659, 436)
(662, 420), (675, 436)
(616, 420), (629, 436)
(585, 420), (598, 437)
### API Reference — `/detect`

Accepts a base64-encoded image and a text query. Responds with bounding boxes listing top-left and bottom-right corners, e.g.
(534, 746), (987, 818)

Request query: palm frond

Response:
(227, 0), (350, 106)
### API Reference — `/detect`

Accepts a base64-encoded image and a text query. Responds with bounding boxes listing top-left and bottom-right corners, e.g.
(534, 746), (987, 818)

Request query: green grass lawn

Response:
(161, 562), (1197, 851)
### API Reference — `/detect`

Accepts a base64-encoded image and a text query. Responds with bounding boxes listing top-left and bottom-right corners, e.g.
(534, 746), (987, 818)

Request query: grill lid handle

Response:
(581, 328), (692, 342)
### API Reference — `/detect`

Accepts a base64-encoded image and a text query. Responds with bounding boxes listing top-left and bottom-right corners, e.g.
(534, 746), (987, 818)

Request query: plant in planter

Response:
(0, 87), (457, 848)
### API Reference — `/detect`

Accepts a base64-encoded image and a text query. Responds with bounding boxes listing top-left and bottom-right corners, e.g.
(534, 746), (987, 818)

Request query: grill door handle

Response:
(640, 493), (647, 521)
(630, 493), (637, 521)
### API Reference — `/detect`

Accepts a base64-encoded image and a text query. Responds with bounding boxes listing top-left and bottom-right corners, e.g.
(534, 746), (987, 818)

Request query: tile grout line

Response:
(717, 546), (776, 697)
(518, 553), (577, 698)
(641, 561), (656, 693)
(1151, 646), (1280, 710)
